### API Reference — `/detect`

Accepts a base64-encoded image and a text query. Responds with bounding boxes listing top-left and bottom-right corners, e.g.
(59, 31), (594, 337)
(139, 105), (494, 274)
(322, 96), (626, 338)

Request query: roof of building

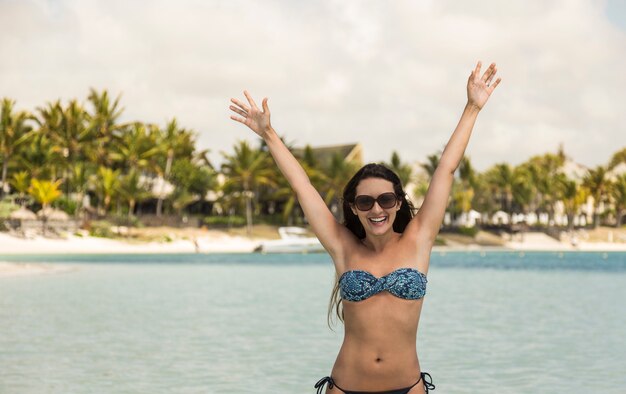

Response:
(292, 143), (363, 168)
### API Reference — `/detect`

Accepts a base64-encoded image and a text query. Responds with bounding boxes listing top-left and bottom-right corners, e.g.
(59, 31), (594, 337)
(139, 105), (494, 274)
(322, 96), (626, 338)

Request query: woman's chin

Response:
(365, 223), (392, 235)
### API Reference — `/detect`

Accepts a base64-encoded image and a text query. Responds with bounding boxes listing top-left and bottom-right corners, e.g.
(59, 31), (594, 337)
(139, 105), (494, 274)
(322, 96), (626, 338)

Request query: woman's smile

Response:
(368, 216), (388, 226)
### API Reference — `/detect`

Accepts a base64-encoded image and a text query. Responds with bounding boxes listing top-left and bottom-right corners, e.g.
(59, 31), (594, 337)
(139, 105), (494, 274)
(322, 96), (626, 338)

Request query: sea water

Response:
(0, 252), (625, 394)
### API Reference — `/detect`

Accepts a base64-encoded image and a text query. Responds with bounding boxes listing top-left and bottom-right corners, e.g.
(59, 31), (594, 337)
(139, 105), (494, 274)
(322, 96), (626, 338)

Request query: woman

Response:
(229, 61), (501, 394)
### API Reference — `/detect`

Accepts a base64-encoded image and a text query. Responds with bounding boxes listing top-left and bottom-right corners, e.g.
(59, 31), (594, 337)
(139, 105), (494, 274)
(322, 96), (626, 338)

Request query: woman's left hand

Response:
(467, 61), (501, 110)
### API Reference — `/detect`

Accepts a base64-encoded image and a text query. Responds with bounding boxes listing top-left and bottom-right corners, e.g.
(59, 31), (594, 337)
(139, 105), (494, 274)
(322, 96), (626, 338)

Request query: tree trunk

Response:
(156, 150), (174, 217)
(567, 213), (574, 231)
(245, 192), (253, 236)
(1, 157), (9, 197)
(128, 200), (136, 219)
(615, 210), (623, 228)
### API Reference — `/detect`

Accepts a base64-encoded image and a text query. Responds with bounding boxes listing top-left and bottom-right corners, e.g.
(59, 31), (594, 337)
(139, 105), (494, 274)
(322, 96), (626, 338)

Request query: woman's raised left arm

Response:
(406, 61), (501, 244)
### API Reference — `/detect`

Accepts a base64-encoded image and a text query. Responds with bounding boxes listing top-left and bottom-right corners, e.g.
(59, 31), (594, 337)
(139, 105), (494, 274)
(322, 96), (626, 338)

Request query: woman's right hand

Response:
(229, 90), (272, 138)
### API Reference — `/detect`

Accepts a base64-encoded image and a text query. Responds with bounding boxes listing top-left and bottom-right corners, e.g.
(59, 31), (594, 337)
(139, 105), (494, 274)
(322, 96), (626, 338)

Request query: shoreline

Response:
(0, 231), (262, 255)
(0, 262), (76, 278)
(1, 230), (626, 255)
(1, 229), (623, 278)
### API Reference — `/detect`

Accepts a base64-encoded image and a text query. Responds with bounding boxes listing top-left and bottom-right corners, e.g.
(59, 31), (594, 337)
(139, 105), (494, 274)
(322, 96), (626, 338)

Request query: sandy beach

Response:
(0, 231), (263, 255)
(1, 228), (624, 277)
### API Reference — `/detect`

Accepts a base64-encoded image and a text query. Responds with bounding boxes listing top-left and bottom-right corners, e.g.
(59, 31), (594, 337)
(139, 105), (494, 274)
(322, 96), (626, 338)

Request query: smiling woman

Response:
(229, 61), (501, 393)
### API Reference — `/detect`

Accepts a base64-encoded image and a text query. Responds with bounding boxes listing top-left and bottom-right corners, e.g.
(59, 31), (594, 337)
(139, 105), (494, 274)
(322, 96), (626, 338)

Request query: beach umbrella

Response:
(37, 207), (70, 221)
(9, 207), (37, 220)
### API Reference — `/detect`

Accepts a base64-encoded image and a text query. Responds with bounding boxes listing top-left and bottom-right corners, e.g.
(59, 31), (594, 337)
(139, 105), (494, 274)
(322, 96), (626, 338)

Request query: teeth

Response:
(369, 217), (386, 223)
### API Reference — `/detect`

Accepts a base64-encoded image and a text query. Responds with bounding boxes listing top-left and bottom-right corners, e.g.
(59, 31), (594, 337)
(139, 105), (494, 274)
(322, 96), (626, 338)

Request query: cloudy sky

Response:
(1, 0), (625, 171)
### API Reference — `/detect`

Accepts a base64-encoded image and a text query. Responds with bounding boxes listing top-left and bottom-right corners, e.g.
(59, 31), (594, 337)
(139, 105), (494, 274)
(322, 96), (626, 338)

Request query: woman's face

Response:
(350, 177), (400, 236)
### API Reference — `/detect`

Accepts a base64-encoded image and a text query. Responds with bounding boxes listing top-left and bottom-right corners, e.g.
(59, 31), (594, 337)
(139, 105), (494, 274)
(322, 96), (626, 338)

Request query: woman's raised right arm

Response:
(229, 91), (353, 263)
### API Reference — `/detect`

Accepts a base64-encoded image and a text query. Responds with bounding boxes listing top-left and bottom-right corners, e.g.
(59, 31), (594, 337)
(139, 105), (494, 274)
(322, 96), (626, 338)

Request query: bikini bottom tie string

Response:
(314, 376), (335, 394)
(421, 372), (436, 393)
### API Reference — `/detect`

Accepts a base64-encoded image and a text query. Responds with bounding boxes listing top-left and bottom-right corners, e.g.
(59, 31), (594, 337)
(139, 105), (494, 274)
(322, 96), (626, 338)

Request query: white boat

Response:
(255, 226), (325, 253)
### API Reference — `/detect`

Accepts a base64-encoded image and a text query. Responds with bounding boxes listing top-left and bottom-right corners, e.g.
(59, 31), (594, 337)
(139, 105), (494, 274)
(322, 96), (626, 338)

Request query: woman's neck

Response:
(361, 231), (401, 253)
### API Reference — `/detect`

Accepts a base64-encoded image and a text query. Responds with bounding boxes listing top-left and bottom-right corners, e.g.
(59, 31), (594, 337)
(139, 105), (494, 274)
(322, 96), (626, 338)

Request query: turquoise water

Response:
(1, 252), (625, 393)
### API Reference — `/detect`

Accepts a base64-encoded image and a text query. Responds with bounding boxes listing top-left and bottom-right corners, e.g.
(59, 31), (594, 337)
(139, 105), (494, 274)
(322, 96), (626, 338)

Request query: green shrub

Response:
(457, 226), (479, 237)
(88, 220), (115, 238)
(53, 196), (78, 215)
(203, 215), (246, 227)
(108, 213), (142, 227)
(0, 200), (19, 219)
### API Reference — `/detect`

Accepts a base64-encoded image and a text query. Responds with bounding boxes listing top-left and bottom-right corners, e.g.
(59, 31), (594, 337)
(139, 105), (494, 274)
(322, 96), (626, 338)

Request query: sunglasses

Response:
(353, 192), (399, 211)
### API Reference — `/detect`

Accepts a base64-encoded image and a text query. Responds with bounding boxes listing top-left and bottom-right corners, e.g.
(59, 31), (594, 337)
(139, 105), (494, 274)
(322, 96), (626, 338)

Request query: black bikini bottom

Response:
(315, 371), (435, 394)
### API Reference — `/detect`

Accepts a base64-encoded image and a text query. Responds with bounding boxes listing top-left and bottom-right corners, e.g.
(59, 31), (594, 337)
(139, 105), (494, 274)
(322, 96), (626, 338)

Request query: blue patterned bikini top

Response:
(339, 267), (428, 302)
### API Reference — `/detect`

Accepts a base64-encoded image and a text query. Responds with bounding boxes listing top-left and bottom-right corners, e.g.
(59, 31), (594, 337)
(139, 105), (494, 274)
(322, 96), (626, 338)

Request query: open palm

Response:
(229, 90), (272, 138)
(467, 61), (501, 110)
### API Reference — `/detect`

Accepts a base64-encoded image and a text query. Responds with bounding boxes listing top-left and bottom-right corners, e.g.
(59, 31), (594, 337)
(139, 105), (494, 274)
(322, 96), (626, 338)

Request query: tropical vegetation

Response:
(1, 90), (625, 239)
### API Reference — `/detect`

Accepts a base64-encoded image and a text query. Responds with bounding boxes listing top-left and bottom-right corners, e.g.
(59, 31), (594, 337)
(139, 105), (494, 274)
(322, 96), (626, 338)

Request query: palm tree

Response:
(385, 151), (413, 187)
(66, 162), (95, 216)
(530, 153), (564, 225)
(28, 178), (62, 235)
(28, 178), (62, 207)
(9, 171), (30, 204)
(155, 119), (196, 216)
(86, 89), (125, 168)
(485, 163), (514, 215)
(421, 152), (441, 180)
(39, 100), (92, 196)
(58, 99), (92, 163)
(94, 166), (120, 215)
(118, 168), (151, 219)
(168, 157), (217, 217)
(221, 140), (276, 235)
(171, 190), (197, 217)
(34, 101), (64, 177)
(511, 165), (534, 220)
(302, 145), (318, 169)
(451, 180), (474, 218)
(452, 156), (476, 220)
(0, 98), (34, 197)
(468, 173), (490, 215)
(608, 147), (626, 170)
(321, 152), (360, 221)
(610, 174), (626, 227)
(17, 131), (61, 180)
(555, 174), (586, 230)
(583, 166), (609, 228)
(110, 122), (160, 172)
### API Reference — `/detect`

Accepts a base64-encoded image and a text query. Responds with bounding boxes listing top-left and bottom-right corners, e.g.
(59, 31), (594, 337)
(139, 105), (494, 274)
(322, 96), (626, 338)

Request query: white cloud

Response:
(0, 0), (624, 171)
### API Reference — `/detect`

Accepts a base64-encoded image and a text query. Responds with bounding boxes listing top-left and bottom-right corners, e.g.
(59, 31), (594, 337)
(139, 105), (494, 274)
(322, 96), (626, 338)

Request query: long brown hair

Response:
(327, 163), (417, 328)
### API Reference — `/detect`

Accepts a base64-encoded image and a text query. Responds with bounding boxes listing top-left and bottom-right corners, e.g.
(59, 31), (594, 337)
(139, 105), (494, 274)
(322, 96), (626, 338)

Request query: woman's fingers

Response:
(261, 97), (270, 115)
(230, 98), (250, 113)
(481, 63), (496, 82)
(230, 115), (246, 124)
(474, 61), (482, 79)
(489, 77), (502, 90)
(229, 105), (247, 117)
(243, 90), (258, 109)
(485, 66), (497, 85)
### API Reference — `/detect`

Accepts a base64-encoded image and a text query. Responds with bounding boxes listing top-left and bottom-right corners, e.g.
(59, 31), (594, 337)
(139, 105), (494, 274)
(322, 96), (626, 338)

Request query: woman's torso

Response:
(328, 231), (430, 392)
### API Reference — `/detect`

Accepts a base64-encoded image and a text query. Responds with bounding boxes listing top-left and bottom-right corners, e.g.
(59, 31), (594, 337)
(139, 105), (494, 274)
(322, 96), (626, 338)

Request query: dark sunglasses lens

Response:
(355, 196), (375, 211)
(378, 193), (398, 208)
(354, 193), (397, 210)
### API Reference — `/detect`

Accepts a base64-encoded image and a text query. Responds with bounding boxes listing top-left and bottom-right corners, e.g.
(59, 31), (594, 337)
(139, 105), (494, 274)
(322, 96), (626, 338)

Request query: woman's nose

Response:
(370, 202), (384, 213)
